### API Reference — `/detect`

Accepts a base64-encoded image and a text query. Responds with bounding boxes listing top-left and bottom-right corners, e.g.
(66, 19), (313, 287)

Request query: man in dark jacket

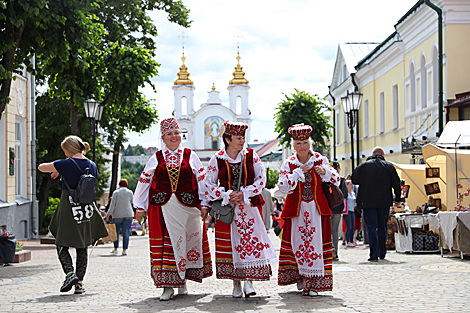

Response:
(351, 147), (401, 262)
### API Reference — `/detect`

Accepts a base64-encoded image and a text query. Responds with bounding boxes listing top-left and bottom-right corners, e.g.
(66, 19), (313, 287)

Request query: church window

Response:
(236, 96), (242, 115)
(181, 96), (188, 116)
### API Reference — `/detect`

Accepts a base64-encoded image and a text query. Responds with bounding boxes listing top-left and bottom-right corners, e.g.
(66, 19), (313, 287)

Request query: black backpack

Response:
(62, 159), (97, 205)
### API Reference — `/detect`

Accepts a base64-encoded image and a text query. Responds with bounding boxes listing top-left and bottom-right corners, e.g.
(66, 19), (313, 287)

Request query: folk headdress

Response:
(160, 118), (180, 136)
(288, 123), (312, 141)
(224, 120), (248, 136)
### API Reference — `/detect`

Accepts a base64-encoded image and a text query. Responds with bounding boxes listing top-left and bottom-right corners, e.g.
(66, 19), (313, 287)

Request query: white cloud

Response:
(126, 0), (414, 147)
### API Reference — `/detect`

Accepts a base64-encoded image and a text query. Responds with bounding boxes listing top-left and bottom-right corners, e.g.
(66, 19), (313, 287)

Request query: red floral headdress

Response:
(288, 123), (312, 141)
(224, 121), (248, 136)
(160, 118), (180, 136)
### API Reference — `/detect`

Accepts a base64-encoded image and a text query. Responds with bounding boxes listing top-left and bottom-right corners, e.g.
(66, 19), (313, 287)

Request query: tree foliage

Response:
(274, 89), (331, 149)
(266, 168), (279, 189)
(120, 160), (145, 192)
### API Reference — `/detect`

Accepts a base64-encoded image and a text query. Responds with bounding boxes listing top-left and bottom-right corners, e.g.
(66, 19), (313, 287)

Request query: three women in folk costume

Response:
(134, 118), (337, 299)
(277, 124), (339, 296)
(204, 121), (277, 298)
(134, 118), (212, 301)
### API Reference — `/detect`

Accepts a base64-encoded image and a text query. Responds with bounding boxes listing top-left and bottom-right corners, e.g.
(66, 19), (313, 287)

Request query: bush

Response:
(42, 197), (60, 229)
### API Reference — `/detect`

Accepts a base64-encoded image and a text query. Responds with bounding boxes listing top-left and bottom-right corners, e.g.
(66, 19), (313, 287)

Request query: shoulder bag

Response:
(210, 154), (244, 225)
(322, 181), (344, 209)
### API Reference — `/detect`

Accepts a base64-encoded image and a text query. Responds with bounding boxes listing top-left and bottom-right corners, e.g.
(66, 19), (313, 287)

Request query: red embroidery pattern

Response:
(139, 171), (152, 184)
(198, 173), (206, 182)
(215, 190), (221, 197)
(207, 165), (217, 172)
(234, 205), (271, 259)
(254, 157), (260, 163)
(218, 151), (224, 156)
(176, 236), (183, 251)
(295, 211), (321, 266)
(178, 258), (187, 272)
(187, 249), (201, 262)
(186, 232), (200, 242)
(164, 150), (181, 168)
(290, 156), (296, 161)
(198, 167), (205, 173)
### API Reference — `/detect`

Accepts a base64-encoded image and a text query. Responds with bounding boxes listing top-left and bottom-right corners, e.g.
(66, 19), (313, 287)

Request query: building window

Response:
(393, 85), (398, 129)
(364, 100), (369, 137)
(420, 55), (427, 109)
(0, 117), (5, 201)
(236, 96), (242, 115)
(181, 96), (187, 116)
(380, 92), (385, 133)
(15, 122), (21, 196)
(432, 46), (438, 104)
(343, 110), (348, 143)
(410, 62), (416, 112)
(336, 111), (340, 145)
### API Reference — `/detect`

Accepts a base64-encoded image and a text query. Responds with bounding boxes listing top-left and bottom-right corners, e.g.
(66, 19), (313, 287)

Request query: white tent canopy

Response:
(436, 120), (470, 148)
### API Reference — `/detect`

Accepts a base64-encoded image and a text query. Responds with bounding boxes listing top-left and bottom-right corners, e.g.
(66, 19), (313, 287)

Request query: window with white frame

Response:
(410, 63), (416, 112)
(393, 85), (398, 129)
(336, 111), (340, 145)
(181, 96), (187, 116)
(343, 111), (348, 143)
(432, 46), (438, 104)
(15, 122), (21, 196)
(0, 116), (5, 201)
(15, 119), (27, 198)
(364, 100), (369, 137)
(380, 92), (385, 133)
(420, 55), (427, 109)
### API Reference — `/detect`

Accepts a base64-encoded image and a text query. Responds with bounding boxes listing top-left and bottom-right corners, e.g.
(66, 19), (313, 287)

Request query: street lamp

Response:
(84, 99), (104, 162)
(341, 90), (363, 171)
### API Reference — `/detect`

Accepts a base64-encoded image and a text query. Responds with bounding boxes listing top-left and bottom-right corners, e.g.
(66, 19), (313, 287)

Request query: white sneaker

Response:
(178, 282), (188, 295)
(122, 250), (128, 256)
(243, 281), (256, 298)
(160, 288), (174, 301)
(308, 290), (318, 296)
(232, 280), (243, 298)
(110, 249), (118, 255)
(297, 281), (303, 290)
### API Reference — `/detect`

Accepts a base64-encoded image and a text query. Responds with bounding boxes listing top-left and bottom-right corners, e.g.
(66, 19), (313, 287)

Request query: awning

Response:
(436, 120), (470, 148)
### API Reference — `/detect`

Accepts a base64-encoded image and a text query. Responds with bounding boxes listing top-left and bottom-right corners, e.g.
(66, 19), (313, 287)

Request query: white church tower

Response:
(172, 48), (195, 120)
(227, 48), (252, 142)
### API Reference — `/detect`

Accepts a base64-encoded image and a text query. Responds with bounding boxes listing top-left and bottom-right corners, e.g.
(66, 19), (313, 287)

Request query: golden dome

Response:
(174, 49), (193, 85)
(229, 48), (249, 85)
(212, 82), (216, 91)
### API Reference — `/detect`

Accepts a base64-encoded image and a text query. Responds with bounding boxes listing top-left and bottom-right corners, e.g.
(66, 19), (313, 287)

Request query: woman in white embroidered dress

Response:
(134, 118), (212, 301)
(277, 124), (340, 296)
(205, 121), (277, 298)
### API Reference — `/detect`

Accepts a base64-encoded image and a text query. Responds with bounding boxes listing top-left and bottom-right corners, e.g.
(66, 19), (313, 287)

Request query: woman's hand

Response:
(314, 165), (326, 176)
(229, 191), (244, 205)
(201, 207), (209, 220)
(135, 210), (145, 223)
(300, 164), (309, 173)
(106, 215), (110, 223)
(51, 171), (59, 179)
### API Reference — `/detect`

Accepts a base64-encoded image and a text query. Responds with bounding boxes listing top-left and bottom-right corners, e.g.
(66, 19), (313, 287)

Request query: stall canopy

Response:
(436, 120), (470, 148)
(391, 163), (427, 211)
(422, 144), (470, 211)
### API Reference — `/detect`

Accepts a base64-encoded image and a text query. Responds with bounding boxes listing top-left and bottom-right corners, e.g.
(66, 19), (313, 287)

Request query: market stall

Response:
(391, 163), (428, 211)
(395, 213), (439, 253)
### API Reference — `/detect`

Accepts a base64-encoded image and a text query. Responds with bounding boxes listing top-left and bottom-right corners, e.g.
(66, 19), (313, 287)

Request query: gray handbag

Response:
(210, 155), (244, 225)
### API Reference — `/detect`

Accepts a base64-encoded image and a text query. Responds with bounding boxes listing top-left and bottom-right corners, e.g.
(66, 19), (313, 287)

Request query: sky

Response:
(126, 0), (417, 148)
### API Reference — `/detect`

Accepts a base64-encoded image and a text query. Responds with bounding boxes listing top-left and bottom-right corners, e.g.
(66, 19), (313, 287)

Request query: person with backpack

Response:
(38, 135), (108, 294)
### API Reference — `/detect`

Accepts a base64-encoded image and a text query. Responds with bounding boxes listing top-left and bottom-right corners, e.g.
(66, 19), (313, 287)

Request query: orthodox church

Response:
(172, 48), (252, 163)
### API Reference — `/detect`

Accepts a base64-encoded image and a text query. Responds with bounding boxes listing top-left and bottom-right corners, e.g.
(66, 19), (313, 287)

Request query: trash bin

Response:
(0, 235), (16, 264)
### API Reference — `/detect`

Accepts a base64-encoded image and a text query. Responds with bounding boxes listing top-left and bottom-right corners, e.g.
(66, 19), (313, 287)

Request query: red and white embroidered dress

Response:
(277, 151), (340, 293)
(134, 144), (212, 288)
(205, 147), (277, 281)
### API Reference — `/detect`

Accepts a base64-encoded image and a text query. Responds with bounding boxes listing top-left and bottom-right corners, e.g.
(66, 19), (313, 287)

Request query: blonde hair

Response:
(61, 135), (90, 155)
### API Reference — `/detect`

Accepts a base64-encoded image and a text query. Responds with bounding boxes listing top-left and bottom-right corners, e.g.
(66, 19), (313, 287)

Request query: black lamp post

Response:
(84, 99), (104, 162)
(341, 90), (363, 172)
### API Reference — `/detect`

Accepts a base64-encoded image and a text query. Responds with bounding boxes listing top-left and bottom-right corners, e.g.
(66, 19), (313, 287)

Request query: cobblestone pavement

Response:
(1, 230), (469, 312)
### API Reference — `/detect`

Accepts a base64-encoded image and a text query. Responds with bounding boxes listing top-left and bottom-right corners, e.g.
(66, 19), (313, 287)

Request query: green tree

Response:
(134, 144), (146, 156)
(274, 89), (331, 149)
(266, 168), (279, 189)
(120, 160), (145, 192)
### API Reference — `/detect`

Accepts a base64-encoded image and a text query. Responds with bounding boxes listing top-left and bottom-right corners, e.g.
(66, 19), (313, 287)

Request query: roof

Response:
(355, 32), (402, 70)
(256, 139), (280, 156)
(436, 121), (470, 148)
(340, 43), (380, 74)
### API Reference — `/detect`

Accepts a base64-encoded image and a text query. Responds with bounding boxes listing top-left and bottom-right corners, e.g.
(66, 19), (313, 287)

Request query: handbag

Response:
(322, 181), (344, 209)
(101, 223), (118, 243)
(210, 155), (244, 225)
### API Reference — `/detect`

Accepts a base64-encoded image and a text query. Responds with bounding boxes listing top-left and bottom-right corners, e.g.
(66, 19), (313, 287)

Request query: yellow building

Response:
(326, 0), (470, 178)
(0, 63), (38, 239)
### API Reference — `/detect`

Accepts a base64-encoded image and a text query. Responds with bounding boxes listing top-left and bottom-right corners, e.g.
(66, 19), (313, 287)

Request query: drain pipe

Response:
(328, 86), (336, 161)
(30, 55), (38, 238)
(351, 73), (360, 166)
(425, 0), (443, 135)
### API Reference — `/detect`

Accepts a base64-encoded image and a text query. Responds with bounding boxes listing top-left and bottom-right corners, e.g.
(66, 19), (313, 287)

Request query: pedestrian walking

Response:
(106, 179), (134, 256)
(204, 121), (276, 298)
(351, 146), (401, 262)
(277, 124), (340, 296)
(330, 162), (348, 260)
(344, 180), (356, 246)
(38, 135), (108, 294)
(133, 118), (212, 301)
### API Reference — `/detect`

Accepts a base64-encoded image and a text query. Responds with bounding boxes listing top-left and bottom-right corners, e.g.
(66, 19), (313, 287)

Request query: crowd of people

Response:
(38, 118), (401, 299)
